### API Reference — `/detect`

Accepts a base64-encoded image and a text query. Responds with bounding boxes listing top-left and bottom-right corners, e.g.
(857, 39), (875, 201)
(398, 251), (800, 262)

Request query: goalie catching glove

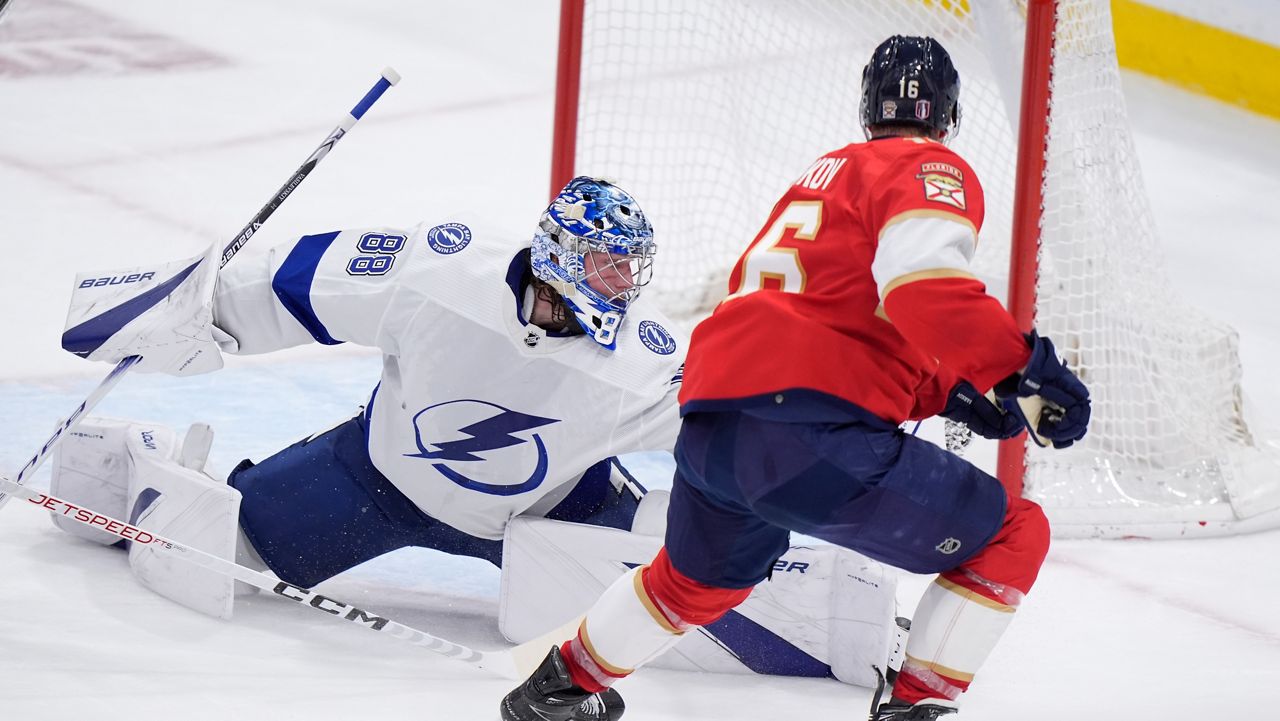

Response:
(60, 244), (231, 376)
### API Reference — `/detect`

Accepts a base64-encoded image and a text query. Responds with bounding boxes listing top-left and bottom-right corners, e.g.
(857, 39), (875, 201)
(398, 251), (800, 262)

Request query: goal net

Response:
(555, 0), (1280, 538)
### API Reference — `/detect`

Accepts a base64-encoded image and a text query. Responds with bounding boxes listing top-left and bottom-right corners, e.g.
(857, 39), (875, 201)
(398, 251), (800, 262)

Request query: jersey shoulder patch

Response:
(424, 222), (473, 255)
(636, 318), (678, 356)
(875, 141), (982, 225)
(915, 161), (967, 210)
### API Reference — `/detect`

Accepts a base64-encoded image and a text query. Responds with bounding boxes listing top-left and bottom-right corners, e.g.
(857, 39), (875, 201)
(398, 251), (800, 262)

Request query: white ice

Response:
(2, 2), (1280, 720)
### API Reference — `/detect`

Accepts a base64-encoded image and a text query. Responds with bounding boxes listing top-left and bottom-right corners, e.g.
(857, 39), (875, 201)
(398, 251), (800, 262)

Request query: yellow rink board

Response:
(920, 0), (1280, 120)
(1112, 0), (1280, 120)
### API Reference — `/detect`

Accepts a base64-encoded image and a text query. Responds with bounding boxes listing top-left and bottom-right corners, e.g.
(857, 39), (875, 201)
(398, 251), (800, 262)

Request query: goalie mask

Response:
(531, 177), (656, 350)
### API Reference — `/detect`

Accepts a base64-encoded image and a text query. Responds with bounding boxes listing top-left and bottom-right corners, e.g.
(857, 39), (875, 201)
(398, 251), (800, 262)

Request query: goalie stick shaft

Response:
(0, 475), (521, 679)
(4, 356), (140, 494)
(219, 67), (400, 268)
(0, 68), (400, 510)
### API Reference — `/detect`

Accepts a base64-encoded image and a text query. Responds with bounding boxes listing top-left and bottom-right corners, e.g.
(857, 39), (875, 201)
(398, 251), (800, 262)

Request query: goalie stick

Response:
(0, 67), (401, 511)
(0, 474), (562, 680)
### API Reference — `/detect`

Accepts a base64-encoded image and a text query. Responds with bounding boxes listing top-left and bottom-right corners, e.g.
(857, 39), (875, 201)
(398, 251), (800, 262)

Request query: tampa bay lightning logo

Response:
(637, 320), (677, 355)
(426, 223), (472, 254)
(404, 400), (559, 496)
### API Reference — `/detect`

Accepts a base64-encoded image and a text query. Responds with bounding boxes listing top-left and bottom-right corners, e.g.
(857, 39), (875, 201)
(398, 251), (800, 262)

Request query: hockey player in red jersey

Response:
(500, 35), (1091, 721)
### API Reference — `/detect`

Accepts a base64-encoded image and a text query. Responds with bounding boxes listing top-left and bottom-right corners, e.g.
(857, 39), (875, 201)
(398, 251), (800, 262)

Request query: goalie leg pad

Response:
(500, 516), (897, 688)
(49, 417), (177, 546)
(126, 426), (240, 620)
(629, 488), (669, 536)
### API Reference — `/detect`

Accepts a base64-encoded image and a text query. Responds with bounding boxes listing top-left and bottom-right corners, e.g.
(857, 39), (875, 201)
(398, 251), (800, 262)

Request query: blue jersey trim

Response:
(272, 231), (343, 345)
(62, 258), (204, 357)
(505, 249), (579, 338)
(504, 250), (528, 323)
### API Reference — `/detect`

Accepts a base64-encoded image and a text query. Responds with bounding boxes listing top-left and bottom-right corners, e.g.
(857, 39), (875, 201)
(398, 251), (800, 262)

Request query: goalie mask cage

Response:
(551, 0), (1280, 539)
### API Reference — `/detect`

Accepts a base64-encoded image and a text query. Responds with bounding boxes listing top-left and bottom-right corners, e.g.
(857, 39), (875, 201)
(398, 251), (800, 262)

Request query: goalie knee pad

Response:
(49, 417), (242, 617)
(629, 489), (669, 537)
(125, 424), (241, 619)
(49, 417), (177, 546)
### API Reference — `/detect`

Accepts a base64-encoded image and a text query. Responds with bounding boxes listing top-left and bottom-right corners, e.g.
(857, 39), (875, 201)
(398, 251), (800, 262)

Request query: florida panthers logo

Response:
(917, 162), (967, 210)
(404, 400), (560, 496)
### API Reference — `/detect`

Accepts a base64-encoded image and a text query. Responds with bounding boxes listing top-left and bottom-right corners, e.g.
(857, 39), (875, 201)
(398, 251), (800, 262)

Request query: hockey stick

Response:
(0, 68), (401, 510)
(0, 475), (526, 679)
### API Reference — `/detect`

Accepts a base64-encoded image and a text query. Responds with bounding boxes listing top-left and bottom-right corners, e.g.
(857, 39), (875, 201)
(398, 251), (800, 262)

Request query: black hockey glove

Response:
(940, 381), (1024, 440)
(995, 331), (1091, 449)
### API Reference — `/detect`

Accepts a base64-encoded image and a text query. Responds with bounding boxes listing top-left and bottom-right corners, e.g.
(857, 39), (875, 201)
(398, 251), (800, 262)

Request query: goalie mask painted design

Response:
(531, 176), (656, 350)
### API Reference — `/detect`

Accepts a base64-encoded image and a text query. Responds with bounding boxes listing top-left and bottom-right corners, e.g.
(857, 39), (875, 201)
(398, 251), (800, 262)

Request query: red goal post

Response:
(550, 0), (1280, 539)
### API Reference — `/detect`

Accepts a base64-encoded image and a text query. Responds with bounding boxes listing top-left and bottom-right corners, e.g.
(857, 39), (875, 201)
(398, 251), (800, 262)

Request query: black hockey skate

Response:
(871, 702), (957, 721)
(868, 662), (956, 721)
(500, 646), (625, 721)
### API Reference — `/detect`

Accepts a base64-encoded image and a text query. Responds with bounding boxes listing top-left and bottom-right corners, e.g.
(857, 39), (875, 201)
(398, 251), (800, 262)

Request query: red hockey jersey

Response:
(679, 137), (1030, 423)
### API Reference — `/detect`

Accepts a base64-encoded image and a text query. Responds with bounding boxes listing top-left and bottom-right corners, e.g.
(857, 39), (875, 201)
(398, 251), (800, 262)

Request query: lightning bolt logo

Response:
(405, 400), (560, 496)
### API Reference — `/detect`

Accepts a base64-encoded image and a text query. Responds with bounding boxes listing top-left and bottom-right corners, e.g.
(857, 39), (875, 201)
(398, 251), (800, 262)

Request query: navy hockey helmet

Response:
(531, 176), (656, 350)
(860, 35), (961, 140)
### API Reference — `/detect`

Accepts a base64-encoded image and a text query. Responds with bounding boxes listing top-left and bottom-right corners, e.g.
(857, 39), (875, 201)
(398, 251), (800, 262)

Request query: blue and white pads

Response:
(48, 416), (242, 619)
(499, 516), (897, 688)
(125, 421), (241, 620)
(49, 416), (152, 546)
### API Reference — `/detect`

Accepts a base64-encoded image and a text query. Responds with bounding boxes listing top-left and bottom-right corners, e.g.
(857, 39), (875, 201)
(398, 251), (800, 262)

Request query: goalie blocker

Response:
(500, 514), (898, 688)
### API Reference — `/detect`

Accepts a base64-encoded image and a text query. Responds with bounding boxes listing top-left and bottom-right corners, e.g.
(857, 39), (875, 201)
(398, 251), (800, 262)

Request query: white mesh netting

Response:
(570, 0), (1280, 537)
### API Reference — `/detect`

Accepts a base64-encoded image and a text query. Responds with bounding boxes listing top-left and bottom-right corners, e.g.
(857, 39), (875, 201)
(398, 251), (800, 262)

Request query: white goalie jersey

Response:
(212, 216), (685, 539)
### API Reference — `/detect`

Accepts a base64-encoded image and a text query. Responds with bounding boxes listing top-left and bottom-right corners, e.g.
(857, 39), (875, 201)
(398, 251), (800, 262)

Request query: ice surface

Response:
(2, 2), (1280, 719)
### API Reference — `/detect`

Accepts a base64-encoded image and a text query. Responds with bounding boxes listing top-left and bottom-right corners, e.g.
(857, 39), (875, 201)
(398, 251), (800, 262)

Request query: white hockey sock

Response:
(900, 573), (1021, 701)
(565, 566), (687, 688)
